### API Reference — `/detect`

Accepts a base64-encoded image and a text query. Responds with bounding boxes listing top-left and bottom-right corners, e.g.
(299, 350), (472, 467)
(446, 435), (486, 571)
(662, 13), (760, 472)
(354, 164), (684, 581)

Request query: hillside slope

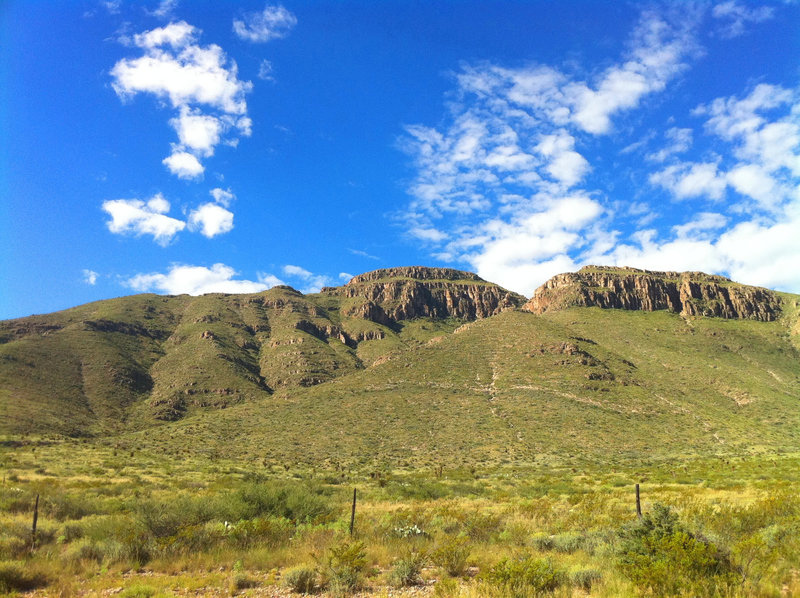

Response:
(2, 265), (799, 467)
(0, 267), (523, 434)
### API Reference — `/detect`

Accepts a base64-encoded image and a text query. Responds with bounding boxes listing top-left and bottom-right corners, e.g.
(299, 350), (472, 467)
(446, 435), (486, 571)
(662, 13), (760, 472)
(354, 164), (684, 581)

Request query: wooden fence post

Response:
(349, 488), (357, 536)
(31, 494), (40, 551)
(635, 483), (642, 518)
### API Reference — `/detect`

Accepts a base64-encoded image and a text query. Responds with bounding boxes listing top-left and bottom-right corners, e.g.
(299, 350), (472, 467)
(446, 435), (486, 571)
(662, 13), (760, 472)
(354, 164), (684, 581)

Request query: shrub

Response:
(432, 577), (460, 598)
(431, 536), (471, 577)
(570, 568), (602, 591)
(388, 549), (427, 587)
(284, 565), (319, 594)
(483, 555), (566, 597)
(230, 573), (259, 593)
(63, 538), (105, 564)
(226, 517), (293, 549)
(0, 561), (49, 593)
(321, 539), (367, 595)
(616, 503), (738, 595)
(234, 482), (333, 523)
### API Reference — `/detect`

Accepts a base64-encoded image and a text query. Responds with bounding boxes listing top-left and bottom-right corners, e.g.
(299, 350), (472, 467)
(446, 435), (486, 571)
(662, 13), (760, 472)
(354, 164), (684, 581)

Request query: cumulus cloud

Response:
(127, 263), (271, 295)
(188, 203), (234, 237)
(102, 193), (186, 245)
(82, 269), (99, 285)
(162, 149), (204, 178)
(111, 21), (254, 179)
(233, 5), (297, 43)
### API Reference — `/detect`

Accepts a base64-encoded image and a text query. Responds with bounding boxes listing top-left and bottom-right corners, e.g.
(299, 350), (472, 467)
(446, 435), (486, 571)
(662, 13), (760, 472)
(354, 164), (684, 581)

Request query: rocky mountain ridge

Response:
(526, 266), (782, 321)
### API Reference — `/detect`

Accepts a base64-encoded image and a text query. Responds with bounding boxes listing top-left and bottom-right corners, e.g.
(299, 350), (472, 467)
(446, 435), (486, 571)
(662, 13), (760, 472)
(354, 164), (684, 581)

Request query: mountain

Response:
(2, 266), (799, 466)
(0, 267), (524, 434)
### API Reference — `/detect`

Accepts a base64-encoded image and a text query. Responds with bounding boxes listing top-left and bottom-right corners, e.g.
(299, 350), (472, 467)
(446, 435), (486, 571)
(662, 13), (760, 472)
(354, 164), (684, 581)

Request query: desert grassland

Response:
(1, 439), (799, 597)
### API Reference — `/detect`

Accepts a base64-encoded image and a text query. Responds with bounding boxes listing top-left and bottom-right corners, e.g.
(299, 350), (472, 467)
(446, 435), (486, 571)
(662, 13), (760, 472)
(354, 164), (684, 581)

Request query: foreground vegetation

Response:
(2, 438), (799, 597)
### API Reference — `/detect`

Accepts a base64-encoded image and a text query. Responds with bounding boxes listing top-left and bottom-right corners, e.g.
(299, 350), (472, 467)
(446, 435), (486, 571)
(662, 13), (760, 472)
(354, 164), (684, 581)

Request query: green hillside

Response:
(1, 266), (798, 467)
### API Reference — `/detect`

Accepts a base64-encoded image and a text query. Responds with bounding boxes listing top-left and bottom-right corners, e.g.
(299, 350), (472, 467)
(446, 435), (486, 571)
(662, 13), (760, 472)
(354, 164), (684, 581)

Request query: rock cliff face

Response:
(525, 266), (781, 321)
(326, 267), (526, 324)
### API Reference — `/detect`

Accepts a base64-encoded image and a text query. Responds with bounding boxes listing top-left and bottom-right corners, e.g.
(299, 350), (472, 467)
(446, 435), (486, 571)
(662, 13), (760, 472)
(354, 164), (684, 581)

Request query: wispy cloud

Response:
(400, 4), (800, 295)
(282, 264), (333, 293)
(400, 8), (703, 294)
(233, 4), (297, 43)
(711, 1), (774, 38)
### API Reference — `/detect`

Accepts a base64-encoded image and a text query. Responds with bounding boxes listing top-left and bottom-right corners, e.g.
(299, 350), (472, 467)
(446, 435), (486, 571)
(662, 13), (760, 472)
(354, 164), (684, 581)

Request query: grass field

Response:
(2, 438), (799, 597)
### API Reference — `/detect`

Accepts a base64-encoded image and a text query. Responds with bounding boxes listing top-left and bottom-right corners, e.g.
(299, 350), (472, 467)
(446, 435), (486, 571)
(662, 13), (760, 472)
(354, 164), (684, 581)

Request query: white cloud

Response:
(258, 59), (274, 81)
(233, 5), (297, 43)
(409, 227), (448, 242)
(283, 264), (312, 279)
(111, 37), (251, 114)
(162, 149), (204, 178)
(535, 131), (590, 186)
(257, 272), (285, 287)
(210, 187), (235, 206)
(187, 203), (234, 238)
(712, 1), (774, 38)
(148, 0), (178, 19)
(649, 162), (727, 200)
(127, 263), (269, 295)
(82, 269), (99, 285)
(646, 127), (693, 162)
(132, 21), (196, 49)
(339, 272), (353, 281)
(102, 194), (186, 245)
(282, 265), (333, 293)
(111, 21), (255, 180)
(169, 108), (222, 156)
(567, 9), (700, 134)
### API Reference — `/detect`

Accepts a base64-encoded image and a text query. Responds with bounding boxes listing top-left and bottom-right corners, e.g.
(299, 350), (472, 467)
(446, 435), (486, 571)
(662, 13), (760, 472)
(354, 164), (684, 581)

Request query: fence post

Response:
(349, 488), (357, 536)
(635, 483), (642, 518)
(31, 494), (40, 551)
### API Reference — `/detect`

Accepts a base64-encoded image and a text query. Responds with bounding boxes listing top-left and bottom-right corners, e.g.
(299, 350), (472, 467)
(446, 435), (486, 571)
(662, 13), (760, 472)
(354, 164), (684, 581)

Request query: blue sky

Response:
(2, 0), (800, 319)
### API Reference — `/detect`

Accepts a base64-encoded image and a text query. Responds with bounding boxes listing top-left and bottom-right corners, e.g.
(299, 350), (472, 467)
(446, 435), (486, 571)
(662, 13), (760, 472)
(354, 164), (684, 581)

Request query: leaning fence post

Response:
(31, 494), (40, 551)
(635, 483), (642, 518)
(349, 488), (357, 536)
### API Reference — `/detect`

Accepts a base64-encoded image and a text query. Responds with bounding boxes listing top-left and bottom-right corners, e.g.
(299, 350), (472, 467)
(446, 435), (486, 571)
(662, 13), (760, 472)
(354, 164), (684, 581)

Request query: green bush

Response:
(0, 560), (49, 593)
(284, 565), (319, 593)
(234, 482), (333, 523)
(431, 536), (471, 577)
(616, 503), (738, 595)
(230, 572), (258, 592)
(63, 538), (105, 564)
(226, 516), (293, 549)
(388, 549), (427, 587)
(483, 555), (566, 597)
(322, 539), (367, 595)
(570, 568), (602, 591)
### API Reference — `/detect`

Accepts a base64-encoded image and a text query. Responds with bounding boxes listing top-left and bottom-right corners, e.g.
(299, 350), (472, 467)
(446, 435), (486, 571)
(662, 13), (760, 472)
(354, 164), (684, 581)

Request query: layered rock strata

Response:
(525, 266), (781, 321)
(325, 266), (526, 324)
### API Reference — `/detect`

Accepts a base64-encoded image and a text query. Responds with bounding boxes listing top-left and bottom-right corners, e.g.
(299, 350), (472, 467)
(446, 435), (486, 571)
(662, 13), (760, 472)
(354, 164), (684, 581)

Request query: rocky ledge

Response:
(325, 266), (526, 324)
(525, 266), (781, 321)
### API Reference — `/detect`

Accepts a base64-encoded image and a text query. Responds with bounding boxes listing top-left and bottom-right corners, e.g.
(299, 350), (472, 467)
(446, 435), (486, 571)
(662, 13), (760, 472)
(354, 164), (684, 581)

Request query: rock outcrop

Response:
(525, 266), (781, 321)
(326, 266), (526, 324)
